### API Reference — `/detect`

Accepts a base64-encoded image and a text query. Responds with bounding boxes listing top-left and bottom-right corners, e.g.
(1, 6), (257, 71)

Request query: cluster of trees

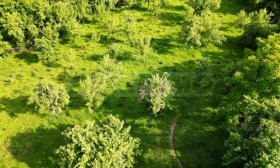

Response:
(27, 67), (175, 166)
(0, 0), (150, 59)
(0, 0), (83, 59)
(4, 0), (181, 166)
(28, 69), (175, 115)
(179, 0), (225, 47)
(219, 1), (280, 166)
(222, 33), (280, 167)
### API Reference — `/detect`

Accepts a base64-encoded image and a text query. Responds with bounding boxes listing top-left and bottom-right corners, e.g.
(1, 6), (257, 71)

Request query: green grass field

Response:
(0, 0), (247, 167)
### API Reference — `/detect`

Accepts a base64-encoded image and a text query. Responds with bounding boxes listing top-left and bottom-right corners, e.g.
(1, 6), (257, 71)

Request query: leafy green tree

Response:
(179, 11), (226, 47)
(133, 37), (153, 62)
(240, 9), (277, 48)
(225, 33), (280, 100)
(124, 11), (137, 44)
(186, 0), (221, 14)
(236, 10), (251, 28)
(0, 12), (25, 47)
(97, 54), (122, 88)
(80, 55), (122, 109)
(223, 96), (280, 168)
(139, 73), (176, 115)
(34, 24), (60, 60)
(79, 74), (107, 109)
(28, 81), (70, 114)
(56, 115), (141, 168)
(249, 0), (280, 23)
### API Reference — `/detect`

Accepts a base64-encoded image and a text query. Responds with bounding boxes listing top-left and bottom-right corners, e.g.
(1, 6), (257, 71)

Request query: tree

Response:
(249, 0), (280, 23)
(0, 12), (25, 47)
(80, 55), (122, 109)
(222, 33), (280, 167)
(223, 96), (280, 168)
(139, 72), (176, 115)
(28, 81), (70, 114)
(186, 0), (221, 14)
(239, 9), (277, 48)
(124, 11), (137, 44)
(179, 11), (226, 47)
(133, 36), (153, 62)
(56, 115), (141, 168)
(225, 33), (280, 100)
(79, 74), (107, 109)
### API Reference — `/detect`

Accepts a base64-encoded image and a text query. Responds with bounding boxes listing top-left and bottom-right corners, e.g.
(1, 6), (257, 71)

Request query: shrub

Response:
(79, 55), (122, 109)
(28, 81), (70, 114)
(133, 37), (153, 62)
(79, 74), (107, 109)
(179, 11), (226, 47)
(56, 115), (141, 168)
(139, 72), (176, 115)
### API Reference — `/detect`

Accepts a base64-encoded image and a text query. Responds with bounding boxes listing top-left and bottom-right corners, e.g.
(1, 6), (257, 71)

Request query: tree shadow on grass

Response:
(174, 98), (227, 168)
(164, 5), (186, 12)
(0, 96), (33, 117)
(14, 52), (39, 64)
(68, 89), (86, 110)
(151, 37), (176, 54)
(7, 124), (70, 168)
(43, 61), (61, 68)
(159, 11), (184, 26)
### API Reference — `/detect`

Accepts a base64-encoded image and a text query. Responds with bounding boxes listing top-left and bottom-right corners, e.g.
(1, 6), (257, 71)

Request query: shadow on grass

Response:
(175, 99), (227, 167)
(14, 52), (39, 64)
(43, 61), (61, 68)
(151, 37), (176, 54)
(8, 124), (70, 168)
(68, 89), (87, 110)
(0, 96), (32, 117)
(88, 54), (104, 61)
(99, 35), (123, 45)
(159, 11), (184, 26)
(165, 5), (186, 11)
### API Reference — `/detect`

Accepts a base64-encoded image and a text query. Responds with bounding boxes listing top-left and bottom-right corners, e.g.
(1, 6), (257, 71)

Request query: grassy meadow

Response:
(0, 0), (247, 167)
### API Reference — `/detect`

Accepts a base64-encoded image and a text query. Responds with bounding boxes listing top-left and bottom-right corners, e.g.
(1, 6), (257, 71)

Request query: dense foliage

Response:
(28, 81), (70, 114)
(222, 33), (280, 167)
(139, 73), (175, 115)
(0, 0), (81, 59)
(56, 115), (141, 168)
(179, 11), (225, 47)
(237, 9), (277, 48)
(250, 0), (280, 23)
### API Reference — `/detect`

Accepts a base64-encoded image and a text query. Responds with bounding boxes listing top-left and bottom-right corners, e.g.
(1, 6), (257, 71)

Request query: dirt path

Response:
(170, 119), (183, 168)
